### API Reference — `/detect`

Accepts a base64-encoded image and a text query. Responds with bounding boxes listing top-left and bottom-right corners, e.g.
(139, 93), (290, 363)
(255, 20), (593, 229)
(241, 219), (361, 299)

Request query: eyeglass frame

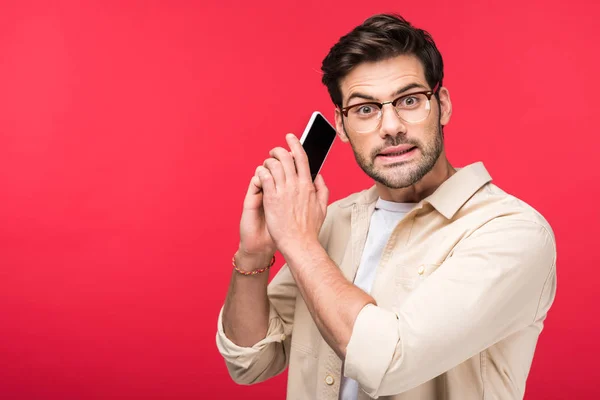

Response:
(339, 82), (441, 132)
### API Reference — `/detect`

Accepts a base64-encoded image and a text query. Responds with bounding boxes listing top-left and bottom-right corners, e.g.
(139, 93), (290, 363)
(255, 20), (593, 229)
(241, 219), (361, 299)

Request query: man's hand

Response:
(236, 163), (277, 271)
(250, 134), (374, 359)
(256, 134), (329, 255)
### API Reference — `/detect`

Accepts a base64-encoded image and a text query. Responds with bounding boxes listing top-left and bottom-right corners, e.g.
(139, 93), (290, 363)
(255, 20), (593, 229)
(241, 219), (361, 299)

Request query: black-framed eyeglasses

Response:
(340, 83), (440, 133)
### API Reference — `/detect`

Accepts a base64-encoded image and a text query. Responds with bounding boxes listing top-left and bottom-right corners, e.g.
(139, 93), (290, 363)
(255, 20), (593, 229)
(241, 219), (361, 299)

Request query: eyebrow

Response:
(345, 82), (429, 105)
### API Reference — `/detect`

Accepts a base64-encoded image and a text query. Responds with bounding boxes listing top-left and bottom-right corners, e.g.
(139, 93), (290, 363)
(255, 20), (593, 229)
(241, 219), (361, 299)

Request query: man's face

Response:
(334, 55), (451, 189)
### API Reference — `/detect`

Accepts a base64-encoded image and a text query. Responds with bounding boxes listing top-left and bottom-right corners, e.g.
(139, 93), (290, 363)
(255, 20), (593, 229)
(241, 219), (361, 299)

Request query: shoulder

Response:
(458, 182), (557, 269)
(472, 182), (554, 237)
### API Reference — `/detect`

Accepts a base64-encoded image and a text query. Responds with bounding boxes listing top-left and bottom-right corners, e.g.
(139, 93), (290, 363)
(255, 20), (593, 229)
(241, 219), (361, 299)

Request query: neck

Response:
(376, 152), (455, 203)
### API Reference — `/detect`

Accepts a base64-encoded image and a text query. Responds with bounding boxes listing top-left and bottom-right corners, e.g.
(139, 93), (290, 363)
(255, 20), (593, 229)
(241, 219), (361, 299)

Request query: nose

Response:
(378, 103), (407, 139)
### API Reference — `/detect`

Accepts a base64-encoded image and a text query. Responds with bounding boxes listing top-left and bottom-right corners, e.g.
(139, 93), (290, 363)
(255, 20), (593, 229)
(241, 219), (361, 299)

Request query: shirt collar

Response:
(424, 162), (492, 219)
(338, 162), (492, 219)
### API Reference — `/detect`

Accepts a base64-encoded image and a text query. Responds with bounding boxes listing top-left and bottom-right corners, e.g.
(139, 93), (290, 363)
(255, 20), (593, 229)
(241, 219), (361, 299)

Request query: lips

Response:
(377, 144), (417, 157)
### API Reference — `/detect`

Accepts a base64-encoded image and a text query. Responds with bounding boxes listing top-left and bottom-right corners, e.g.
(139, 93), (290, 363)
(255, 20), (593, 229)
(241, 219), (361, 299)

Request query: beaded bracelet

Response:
(232, 254), (276, 276)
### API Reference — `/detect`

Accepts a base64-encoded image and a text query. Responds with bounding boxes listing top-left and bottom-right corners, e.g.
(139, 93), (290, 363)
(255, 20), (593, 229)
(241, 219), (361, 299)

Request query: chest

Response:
(331, 204), (481, 310)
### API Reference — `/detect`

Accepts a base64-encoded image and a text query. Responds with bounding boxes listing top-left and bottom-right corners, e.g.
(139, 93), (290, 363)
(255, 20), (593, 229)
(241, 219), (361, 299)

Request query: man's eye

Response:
(400, 96), (420, 108)
(353, 105), (377, 115)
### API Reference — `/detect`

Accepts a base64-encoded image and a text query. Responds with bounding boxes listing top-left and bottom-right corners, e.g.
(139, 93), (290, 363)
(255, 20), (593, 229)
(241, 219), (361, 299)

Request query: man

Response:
(216, 13), (556, 400)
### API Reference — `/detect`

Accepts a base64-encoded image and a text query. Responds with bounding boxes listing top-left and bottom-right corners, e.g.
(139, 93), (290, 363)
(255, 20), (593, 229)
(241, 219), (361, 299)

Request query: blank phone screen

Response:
(301, 114), (336, 180)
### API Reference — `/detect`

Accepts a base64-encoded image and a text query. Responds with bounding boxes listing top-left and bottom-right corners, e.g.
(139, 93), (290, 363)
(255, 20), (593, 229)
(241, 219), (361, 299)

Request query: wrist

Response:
(234, 249), (275, 273)
(279, 238), (324, 266)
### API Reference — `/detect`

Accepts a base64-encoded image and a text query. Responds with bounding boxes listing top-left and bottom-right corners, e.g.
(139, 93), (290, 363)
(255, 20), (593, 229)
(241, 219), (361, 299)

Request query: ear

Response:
(334, 108), (350, 143)
(437, 86), (452, 126)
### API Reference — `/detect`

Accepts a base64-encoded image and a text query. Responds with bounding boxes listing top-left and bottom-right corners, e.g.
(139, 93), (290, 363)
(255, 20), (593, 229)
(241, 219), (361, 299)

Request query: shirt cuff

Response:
(344, 303), (400, 398)
(215, 306), (288, 370)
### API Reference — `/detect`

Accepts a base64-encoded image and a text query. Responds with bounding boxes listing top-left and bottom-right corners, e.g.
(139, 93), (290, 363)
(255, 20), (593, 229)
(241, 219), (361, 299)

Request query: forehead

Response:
(339, 54), (427, 103)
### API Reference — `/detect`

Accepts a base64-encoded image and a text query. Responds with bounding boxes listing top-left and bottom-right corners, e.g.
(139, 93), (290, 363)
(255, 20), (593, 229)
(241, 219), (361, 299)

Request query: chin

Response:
(373, 162), (433, 189)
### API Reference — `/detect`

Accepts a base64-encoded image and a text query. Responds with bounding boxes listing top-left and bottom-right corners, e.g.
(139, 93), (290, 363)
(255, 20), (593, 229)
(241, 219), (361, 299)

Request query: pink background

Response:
(1, 0), (598, 398)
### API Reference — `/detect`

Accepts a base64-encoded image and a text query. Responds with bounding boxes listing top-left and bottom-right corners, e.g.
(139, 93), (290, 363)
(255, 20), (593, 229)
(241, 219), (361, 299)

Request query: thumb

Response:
(314, 174), (329, 210)
(243, 174), (264, 209)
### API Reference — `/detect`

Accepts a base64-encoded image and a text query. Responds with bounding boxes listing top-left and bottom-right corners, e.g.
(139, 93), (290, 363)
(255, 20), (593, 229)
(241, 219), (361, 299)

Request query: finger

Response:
(263, 158), (285, 190)
(314, 174), (330, 211)
(243, 174), (264, 209)
(253, 166), (264, 189)
(256, 166), (276, 195)
(286, 133), (312, 182)
(249, 175), (262, 194)
(269, 147), (297, 184)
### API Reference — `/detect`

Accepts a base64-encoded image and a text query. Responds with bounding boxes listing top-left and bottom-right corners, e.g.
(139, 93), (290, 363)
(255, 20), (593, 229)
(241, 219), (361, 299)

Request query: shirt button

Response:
(417, 266), (425, 275)
(325, 374), (334, 385)
(280, 334), (286, 341)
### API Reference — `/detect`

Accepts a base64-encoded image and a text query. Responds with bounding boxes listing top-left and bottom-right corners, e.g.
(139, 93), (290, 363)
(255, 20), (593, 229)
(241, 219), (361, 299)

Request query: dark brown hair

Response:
(321, 13), (444, 107)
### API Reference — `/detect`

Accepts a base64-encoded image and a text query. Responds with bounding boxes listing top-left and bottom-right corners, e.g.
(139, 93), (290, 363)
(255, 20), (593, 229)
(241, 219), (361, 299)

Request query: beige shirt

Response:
(216, 162), (557, 400)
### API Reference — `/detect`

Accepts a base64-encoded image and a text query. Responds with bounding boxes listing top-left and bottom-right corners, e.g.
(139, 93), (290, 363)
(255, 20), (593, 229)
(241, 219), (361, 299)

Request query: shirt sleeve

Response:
(215, 201), (339, 385)
(343, 217), (557, 398)
(215, 264), (297, 385)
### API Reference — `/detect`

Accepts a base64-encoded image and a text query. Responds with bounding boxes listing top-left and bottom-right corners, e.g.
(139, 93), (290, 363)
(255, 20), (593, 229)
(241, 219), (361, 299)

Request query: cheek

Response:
(349, 136), (374, 157)
(418, 119), (440, 144)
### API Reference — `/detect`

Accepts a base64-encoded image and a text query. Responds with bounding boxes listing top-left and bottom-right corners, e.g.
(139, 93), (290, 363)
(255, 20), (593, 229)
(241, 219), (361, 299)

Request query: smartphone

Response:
(299, 111), (337, 181)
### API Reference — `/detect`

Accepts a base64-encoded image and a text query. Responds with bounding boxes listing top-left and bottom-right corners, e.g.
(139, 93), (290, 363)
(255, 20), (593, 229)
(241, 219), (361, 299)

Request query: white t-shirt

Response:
(339, 197), (416, 400)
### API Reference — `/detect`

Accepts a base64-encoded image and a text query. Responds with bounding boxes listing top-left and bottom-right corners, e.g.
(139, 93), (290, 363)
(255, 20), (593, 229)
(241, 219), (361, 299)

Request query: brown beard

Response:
(349, 122), (444, 189)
